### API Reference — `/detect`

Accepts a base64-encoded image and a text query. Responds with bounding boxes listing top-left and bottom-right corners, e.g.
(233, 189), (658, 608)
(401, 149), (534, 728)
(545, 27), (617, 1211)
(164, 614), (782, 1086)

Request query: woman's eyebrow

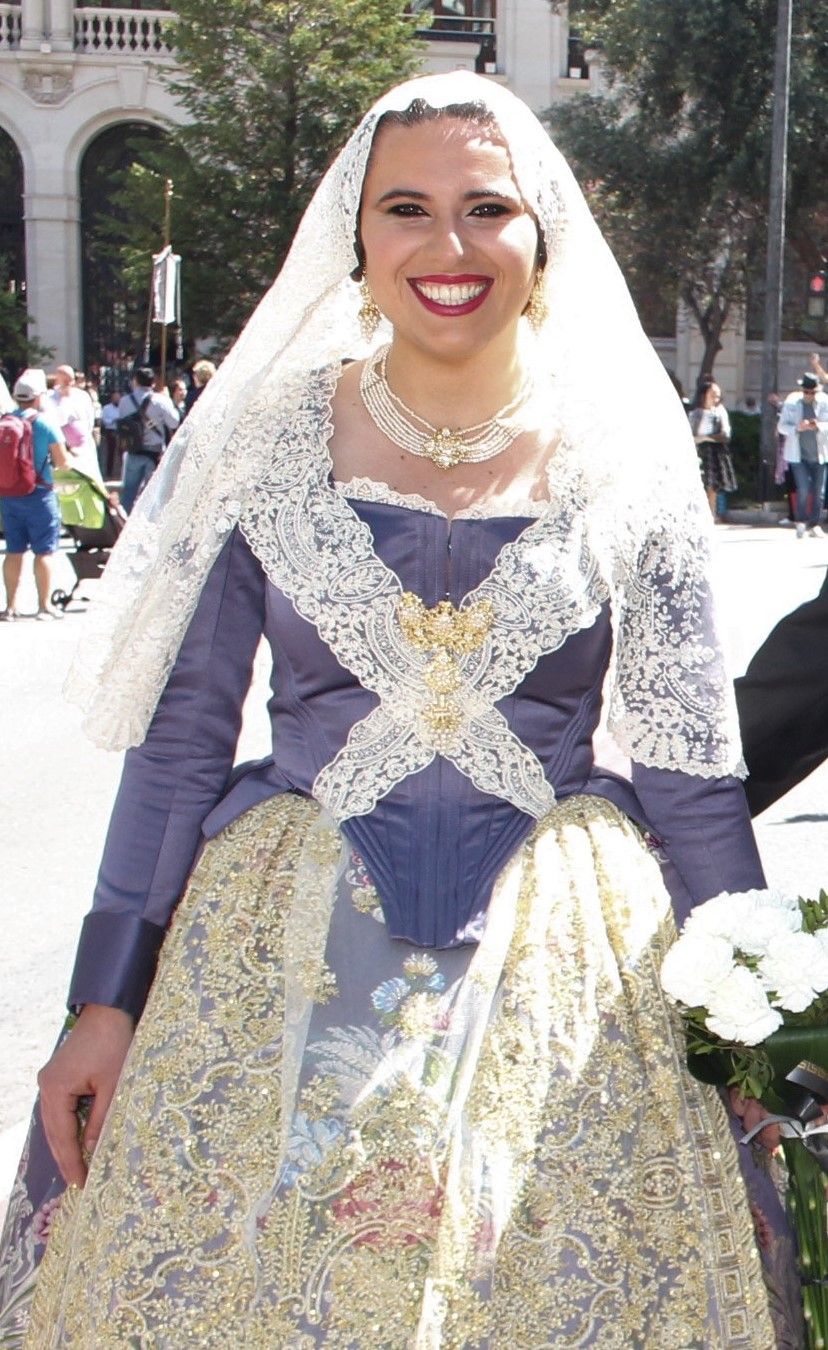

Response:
(375, 188), (430, 204)
(375, 187), (517, 205)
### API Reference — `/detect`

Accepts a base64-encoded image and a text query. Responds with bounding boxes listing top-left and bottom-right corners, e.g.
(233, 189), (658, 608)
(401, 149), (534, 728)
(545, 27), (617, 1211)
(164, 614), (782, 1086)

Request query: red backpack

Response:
(0, 413), (39, 496)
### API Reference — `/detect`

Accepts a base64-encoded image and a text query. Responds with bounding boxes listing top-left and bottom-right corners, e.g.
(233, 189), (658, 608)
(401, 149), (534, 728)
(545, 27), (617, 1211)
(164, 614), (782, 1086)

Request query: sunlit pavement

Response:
(1, 520), (827, 1212)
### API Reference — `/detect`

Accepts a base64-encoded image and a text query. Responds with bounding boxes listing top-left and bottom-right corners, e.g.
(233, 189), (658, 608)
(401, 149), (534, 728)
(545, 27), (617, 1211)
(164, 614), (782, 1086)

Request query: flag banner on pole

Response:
(152, 245), (181, 325)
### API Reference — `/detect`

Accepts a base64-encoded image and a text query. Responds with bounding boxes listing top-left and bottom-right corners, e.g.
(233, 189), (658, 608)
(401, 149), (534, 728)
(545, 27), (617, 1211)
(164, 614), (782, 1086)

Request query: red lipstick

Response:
(407, 275), (493, 317)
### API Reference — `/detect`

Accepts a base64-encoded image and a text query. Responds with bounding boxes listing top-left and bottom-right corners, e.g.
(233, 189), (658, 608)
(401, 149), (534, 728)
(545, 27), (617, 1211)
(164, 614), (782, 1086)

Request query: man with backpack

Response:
(0, 369), (69, 621)
(116, 367), (180, 514)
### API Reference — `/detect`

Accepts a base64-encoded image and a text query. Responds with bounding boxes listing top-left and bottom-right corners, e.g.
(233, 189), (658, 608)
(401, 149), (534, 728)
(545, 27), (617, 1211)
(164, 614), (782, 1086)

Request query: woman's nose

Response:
(428, 221), (467, 262)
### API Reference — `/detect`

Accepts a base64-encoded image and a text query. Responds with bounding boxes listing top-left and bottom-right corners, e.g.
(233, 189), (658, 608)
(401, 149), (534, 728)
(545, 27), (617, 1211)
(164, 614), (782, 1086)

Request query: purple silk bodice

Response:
(69, 499), (764, 1018)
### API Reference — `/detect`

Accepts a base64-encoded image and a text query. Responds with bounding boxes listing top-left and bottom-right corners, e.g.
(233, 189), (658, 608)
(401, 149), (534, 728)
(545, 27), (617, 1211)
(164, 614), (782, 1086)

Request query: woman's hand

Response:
(37, 1004), (134, 1187)
(729, 1088), (781, 1152)
(730, 1087), (828, 1153)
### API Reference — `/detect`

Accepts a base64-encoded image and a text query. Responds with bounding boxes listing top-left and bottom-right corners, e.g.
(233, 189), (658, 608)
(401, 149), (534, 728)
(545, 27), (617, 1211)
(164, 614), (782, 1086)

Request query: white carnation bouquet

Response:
(661, 888), (828, 1088)
(661, 887), (828, 1347)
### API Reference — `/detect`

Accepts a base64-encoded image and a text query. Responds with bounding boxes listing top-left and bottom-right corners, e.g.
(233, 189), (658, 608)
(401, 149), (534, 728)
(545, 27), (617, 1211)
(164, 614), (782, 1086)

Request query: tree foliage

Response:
(0, 272), (53, 377)
(548, 0), (828, 380)
(112, 0), (424, 351)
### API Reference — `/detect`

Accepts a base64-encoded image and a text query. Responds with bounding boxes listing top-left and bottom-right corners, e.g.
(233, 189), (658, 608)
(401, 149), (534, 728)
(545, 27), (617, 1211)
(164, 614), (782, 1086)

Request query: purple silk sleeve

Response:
(631, 763), (765, 924)
(65, 508), (765, 1019)
(68, 529), (265, 1018)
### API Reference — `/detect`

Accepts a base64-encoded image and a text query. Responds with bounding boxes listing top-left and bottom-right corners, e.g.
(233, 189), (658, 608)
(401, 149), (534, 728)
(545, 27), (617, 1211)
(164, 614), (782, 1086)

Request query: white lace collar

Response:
(333, 476), (549, 522)
(239, 365), (608, 822)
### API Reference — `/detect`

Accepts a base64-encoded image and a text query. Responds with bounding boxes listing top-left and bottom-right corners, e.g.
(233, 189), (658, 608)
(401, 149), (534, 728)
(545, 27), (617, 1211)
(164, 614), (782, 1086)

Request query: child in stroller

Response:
(50, 469), (126, 610)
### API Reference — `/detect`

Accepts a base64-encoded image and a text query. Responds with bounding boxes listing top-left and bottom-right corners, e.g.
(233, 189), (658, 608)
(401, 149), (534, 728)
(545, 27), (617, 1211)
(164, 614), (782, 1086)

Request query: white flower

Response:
(660, 933), (735, 1008)
(683, 892), (749, 942)
(683, 888), (800, 953)
(731, 901), (803, 956)
(758, 932), (828, 1013)
(704, 966), (782, 1046)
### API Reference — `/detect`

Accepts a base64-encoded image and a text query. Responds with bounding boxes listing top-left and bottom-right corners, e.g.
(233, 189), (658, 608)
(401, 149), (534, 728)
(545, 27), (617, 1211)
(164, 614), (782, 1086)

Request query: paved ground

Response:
(1, 521), (827, 1212)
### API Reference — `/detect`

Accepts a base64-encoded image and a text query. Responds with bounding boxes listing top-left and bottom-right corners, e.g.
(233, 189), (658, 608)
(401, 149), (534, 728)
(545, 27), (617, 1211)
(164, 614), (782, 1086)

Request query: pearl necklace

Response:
(359, 345), (532, 470)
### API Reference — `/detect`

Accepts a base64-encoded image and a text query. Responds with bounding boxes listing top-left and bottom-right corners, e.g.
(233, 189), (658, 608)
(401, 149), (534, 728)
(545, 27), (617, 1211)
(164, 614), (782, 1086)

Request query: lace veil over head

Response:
(65, 71), (741, 777)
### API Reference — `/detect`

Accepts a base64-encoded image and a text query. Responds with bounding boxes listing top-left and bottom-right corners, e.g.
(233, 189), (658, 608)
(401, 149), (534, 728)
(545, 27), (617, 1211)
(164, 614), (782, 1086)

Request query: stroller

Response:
(50, 469), (126, 610)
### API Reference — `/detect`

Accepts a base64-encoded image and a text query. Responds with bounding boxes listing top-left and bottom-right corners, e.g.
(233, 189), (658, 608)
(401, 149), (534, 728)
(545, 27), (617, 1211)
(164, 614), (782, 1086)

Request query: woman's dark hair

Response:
(353, 99), (547, 277)
(690, 375), (715, 412)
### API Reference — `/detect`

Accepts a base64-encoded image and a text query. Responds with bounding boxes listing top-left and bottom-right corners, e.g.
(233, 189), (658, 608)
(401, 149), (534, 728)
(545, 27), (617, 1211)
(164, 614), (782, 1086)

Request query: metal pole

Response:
(758, 0), (793, 505)
(158, 179), (173, 388)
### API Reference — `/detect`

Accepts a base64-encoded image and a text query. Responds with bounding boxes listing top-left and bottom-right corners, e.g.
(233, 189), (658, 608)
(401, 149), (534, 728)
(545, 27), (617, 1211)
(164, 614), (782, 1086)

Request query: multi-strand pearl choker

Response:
(359, 345), (532, 470)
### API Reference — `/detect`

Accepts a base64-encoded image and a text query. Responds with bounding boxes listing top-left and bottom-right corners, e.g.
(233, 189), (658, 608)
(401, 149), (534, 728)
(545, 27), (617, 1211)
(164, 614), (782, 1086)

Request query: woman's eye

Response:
(470, 202), (512, 218)
(387, 202), (427, 217)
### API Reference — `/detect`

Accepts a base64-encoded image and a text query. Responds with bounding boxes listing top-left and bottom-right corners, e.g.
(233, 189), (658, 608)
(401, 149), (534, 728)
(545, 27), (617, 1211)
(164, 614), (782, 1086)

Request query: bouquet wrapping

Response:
(661, 888), (828, 1348)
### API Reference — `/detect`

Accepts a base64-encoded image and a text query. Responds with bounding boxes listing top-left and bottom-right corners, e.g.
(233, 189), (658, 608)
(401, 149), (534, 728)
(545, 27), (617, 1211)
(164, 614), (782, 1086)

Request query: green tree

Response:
(0, 271), (53, 375)
(114, 0), (424, 351)
(549, 0), (828, 383)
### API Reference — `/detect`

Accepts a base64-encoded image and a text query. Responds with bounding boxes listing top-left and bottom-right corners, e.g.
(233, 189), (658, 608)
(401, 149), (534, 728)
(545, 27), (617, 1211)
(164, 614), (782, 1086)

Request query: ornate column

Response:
(49, 0), (75, 51)
(24, 190), (83, 365)
(20, 0), (46, 50)
(498, 0), (556, 110)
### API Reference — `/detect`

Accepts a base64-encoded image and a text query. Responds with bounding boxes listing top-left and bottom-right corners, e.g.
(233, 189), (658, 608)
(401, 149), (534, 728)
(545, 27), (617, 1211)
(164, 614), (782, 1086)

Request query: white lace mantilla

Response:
(64, 73), (743, 778)
(333, 477), (549, 521)
(240, 368), (610, 822)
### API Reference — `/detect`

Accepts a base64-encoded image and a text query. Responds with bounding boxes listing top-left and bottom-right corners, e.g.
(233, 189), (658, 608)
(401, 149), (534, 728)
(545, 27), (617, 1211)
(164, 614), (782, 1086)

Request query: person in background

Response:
(182, 358), (216, 418)
(0, 369), (69, 621)
(47, 365), (102, 483)
(778, 372), (828, 539)
(82, 375), (103, 451)
(99, 389), (122, 480)
(810, 351), (828, 384)
(689, 379), (737, 520)
(737, 567), (828, 814)
(117, 366), (180, 514)
(170, 377), (188, 414)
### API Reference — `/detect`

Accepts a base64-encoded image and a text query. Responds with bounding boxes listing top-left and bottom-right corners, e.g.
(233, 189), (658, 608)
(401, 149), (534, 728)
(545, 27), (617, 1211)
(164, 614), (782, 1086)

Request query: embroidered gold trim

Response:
(26, 793), (774, 1347)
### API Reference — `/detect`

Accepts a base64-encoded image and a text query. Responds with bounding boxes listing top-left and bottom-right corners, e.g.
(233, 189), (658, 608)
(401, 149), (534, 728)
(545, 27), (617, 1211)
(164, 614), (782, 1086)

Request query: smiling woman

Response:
(0, 72), (792, 1348)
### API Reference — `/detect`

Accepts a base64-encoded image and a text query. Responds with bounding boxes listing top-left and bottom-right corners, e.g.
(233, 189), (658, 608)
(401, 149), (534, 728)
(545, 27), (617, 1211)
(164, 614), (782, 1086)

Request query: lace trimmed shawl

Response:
(63, 71), (743, 788)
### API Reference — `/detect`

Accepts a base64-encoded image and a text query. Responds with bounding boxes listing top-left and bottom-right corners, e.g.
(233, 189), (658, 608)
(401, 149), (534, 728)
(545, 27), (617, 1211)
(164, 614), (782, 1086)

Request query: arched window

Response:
(0, 127), (23, 286)
(0, 126), (25, 376)
(80, 121), (165, 379)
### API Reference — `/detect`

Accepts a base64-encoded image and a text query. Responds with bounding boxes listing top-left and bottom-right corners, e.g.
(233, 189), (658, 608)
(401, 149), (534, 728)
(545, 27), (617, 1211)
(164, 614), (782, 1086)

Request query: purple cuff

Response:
(67, 911), (167, 1021)
(631, 764), (765, 906)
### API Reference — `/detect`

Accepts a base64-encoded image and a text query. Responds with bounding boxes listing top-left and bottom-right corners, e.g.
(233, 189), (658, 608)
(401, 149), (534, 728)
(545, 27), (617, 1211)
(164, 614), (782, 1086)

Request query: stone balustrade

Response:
(73, 6), (173, 56)
(0, 3), (22, 49)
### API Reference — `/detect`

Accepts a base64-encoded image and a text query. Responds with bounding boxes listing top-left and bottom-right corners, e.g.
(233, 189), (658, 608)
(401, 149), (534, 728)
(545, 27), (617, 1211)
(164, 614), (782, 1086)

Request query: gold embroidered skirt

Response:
(26, 793), (774, 1348)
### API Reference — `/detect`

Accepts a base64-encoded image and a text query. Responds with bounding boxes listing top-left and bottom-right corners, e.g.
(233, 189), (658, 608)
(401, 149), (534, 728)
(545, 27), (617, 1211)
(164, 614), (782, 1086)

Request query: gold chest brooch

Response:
(396, 592), (494, 750)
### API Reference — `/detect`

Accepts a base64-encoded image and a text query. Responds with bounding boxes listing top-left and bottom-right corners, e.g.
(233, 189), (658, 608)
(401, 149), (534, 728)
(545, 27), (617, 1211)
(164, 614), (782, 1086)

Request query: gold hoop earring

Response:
(525, 275), (548, 332)
(359, 280), (381, 341)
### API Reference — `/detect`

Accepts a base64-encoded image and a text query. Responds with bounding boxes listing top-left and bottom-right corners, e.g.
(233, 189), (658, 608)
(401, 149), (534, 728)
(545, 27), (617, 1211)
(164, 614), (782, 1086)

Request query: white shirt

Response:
(47, 386), (102, 482)
(101, 400), (121, 431)
(778, 391), (828, 465)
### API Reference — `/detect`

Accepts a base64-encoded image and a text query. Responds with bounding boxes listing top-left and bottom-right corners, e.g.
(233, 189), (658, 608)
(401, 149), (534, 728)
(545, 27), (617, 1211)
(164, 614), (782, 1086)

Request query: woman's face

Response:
(359, 117), (540, 363)
(703, 384), (720, 409)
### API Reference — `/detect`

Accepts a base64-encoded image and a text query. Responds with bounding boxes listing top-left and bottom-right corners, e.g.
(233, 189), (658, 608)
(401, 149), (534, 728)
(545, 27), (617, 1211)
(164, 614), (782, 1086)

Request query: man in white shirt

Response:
(778, 372), (828, 538)
(47, 365), (102, 483)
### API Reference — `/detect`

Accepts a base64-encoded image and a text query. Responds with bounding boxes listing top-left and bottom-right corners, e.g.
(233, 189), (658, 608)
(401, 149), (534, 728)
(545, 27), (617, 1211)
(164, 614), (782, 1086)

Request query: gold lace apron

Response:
(27, 793), (774, 1348)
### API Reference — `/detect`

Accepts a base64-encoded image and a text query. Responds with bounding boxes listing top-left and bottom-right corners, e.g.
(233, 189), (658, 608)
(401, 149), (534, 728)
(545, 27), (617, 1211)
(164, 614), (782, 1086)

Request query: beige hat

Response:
(13, 368), (47, 401)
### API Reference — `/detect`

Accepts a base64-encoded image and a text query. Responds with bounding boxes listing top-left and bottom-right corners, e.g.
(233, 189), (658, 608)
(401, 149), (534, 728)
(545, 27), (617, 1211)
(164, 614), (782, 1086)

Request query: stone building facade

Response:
(0, 0), (600, 373)
(0, 0), (809, 401)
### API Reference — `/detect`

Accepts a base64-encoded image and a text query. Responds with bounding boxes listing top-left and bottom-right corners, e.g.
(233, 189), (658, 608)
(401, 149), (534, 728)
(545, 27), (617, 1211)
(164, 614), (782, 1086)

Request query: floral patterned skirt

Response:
(699, 440), (739, 494)
(1, 793), (783, 1346)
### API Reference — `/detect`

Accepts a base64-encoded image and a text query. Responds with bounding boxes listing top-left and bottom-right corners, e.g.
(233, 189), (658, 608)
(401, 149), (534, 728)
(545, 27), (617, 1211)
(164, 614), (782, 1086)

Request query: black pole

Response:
(758, 0), (793, 505)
